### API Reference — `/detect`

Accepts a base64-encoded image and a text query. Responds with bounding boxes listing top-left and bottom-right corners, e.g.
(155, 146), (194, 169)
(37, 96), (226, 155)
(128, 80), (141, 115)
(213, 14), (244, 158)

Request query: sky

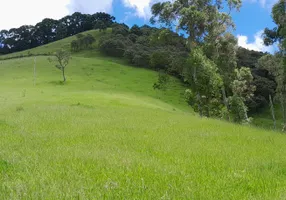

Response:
(0, 0), (278, 53)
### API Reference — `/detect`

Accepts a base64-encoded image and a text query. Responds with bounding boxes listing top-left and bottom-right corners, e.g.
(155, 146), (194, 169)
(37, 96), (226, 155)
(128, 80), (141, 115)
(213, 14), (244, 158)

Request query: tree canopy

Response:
(0, 12), (115, 54)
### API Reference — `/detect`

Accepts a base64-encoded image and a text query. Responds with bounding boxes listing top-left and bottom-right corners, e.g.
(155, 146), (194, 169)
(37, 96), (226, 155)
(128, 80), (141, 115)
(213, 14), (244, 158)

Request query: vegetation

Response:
(259, 0), (286, 131)
(229, 67), (256, 123)
(1, 55), (286, 199)
(0, 0), (286, 197)
(0, 12), (115, 54)
(0, 6), (282, 128)
(71, 34), (96, 52)
(48, 49), (71, 82)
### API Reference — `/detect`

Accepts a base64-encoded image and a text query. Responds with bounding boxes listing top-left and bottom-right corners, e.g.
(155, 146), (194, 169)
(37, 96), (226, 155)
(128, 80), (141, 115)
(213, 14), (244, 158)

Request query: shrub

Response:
(150, 51), (170, 70)
(112, 23), (129, 36)
(99, 38), (126, 57)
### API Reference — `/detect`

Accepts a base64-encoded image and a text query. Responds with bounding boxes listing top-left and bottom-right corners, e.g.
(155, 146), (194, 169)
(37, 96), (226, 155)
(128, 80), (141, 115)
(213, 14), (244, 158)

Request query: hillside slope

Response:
(1, 31), (286, 199)
(0, 29), (106, 60)
(1, 55), (286, 199)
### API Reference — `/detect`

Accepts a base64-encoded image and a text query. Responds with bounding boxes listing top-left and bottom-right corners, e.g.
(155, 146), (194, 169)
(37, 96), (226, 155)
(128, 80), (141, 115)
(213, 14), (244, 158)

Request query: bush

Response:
(99, 38), (126, 57)
(71, 34), (96, 52)
(153, 71), (170, 90)
(150, 51), (170, 70)
(124, 44), (151, 67)
(130, 25), (142, 36)
(71, 40), (80, 52)
(128, 34), (138, 43)
(112, 23), (129, 36)
(133, 52), (151, 67)
(94, 20), (108, 32)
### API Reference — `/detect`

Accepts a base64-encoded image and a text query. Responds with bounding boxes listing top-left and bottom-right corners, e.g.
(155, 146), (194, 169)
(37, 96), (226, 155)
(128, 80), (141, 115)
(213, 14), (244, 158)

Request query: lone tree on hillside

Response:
(48, 49), (71, 83)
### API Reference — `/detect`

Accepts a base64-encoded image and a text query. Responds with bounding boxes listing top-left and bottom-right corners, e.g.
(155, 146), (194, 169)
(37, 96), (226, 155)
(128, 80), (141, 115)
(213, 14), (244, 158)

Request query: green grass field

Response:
(1, 31), (286, 199)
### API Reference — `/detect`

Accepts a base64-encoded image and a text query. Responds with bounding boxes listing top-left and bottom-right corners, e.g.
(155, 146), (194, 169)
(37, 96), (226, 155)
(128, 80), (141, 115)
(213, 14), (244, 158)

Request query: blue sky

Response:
(0, 0), (278, 52)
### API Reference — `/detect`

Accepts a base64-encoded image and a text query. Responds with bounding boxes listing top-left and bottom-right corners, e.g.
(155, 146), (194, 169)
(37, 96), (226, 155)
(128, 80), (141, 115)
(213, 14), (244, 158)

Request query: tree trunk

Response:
(269, 95), (276, 130)
(283, 100), (286, 132)
(197, 93), (203, 118)
(62, 68), (66, 82)
(244, 107), (249, 122)
(192, 66), (202, 118)
(222, 87), (230, 121)
(280, 97), (286, 131)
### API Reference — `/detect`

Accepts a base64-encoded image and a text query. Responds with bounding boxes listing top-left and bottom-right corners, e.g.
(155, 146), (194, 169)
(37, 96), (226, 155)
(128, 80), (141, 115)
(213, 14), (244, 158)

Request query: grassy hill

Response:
(1, 31), (286, 199)
(0, 30), (106, 60)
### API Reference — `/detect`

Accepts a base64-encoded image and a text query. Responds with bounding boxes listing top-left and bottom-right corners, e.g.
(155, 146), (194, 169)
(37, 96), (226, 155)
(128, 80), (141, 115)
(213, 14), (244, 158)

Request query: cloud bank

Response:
(122, 0), (153, 18)
(0, 0), (277, 31)
(244, 0), (278, 9)
(0, 0), (70, 30)
(237, 30), (275, 53)
(67, 0), (114, 14)
(67, 0), (157, 19)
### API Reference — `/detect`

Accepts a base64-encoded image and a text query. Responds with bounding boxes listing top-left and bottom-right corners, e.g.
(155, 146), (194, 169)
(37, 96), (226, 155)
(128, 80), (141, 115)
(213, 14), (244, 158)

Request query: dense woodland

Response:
(0, 0), (285, 127)
(0, 12), (115, 54)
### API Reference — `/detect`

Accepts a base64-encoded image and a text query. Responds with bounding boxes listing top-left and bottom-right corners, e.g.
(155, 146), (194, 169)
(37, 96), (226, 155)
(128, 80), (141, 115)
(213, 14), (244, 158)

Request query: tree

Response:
(92, 12), (115, 28)
(71, 34), (95, 52)
(263, 0), (285, 51)
(150, 50), (170, 70)
(151, 0), (241, 50)
(153, 70), (170, 91)
(95, 20), (108, 32)
(229, 67), (256, 123)
(33, 18), (58, 45)
(112, 23), (129, 36)
(203, 33), (238, 120)
(99, 36), (126, 57)
(236, 47), (276, 112)
(151, 0), (241, 117)
(124, 43), (151, 67)
(48, 50), (71, 82)
(184, 48), (224, 117)
(0, 12), (116, 55)
(257, 54), (284, 128)
(71, 40), (80, 52)
(248, 71), (276, 112)
(81, 34), (95, 49)
(237, 47), (266, 68)
(130, 25), (142, 36)
(263, 0), (286, 130)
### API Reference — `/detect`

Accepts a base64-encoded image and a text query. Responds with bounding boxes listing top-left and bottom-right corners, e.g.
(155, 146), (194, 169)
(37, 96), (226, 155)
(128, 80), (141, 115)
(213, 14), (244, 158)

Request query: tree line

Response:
(96, 0), (284, 126)
(96, 24), (277, 124)
(0, 12), (115, 54)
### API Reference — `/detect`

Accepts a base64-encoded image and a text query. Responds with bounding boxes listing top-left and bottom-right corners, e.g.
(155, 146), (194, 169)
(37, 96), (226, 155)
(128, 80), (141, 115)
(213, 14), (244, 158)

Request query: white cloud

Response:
(122, 0), (153, 19)
(0, 0), (70, 30)
(67, 0), (114, 14)
(67, 0), (157, 19)
(244, 0), (278, 9)
(0, 0), (115, 30)
(123, 0), (278, 19)
(237, 30), (275, 53)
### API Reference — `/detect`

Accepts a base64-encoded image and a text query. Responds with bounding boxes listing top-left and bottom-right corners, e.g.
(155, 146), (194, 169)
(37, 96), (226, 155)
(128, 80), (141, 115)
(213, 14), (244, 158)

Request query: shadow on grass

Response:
(0, 160), (10, 174)
(49, 81), (67, 86)
(71, 102), (95, 109)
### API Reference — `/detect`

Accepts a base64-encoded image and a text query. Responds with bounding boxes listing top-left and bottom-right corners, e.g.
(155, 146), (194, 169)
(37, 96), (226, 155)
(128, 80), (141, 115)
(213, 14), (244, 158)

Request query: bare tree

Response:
(48, 49), (71, 83)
